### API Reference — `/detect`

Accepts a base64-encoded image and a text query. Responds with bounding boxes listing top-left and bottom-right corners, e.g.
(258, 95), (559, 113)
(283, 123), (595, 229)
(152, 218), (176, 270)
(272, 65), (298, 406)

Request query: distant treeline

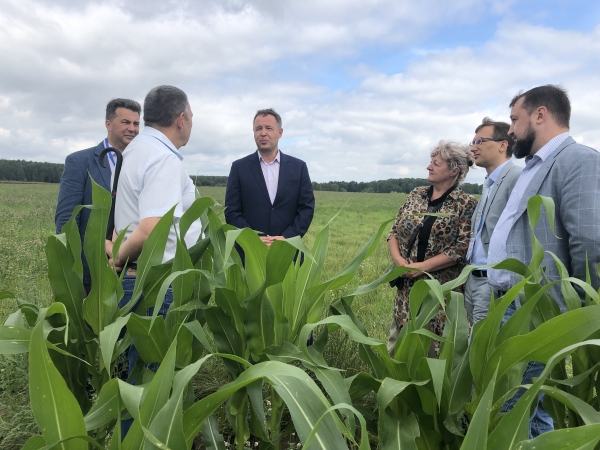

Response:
(0, 160), (482, 194)
(312, 178), (482, 195)
(190, 175), (229, 187)
(0, 159), (64, 183)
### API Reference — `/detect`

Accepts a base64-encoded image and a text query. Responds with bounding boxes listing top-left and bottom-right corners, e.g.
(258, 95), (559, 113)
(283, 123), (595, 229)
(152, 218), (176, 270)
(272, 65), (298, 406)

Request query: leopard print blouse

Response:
(388, 186), (478, 339)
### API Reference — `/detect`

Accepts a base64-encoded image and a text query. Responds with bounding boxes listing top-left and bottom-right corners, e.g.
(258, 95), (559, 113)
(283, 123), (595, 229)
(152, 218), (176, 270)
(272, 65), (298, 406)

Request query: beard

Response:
(513, 123), (536, 159)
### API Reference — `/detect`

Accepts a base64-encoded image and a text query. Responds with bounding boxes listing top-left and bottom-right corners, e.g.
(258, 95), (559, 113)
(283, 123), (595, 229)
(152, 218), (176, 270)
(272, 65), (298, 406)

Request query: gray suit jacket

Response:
(471, 161), (523, 255)
(471, 160), (521, 257)
(505, 137), (600, 311)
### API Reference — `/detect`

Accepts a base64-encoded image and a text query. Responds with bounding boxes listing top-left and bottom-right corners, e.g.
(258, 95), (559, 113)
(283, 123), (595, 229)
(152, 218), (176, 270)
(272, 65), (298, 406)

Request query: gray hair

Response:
(254, 108), (282, 128)
(105, 98), (141, 121)
(430, 140), (474, 185)
(143, 85), (189, 128)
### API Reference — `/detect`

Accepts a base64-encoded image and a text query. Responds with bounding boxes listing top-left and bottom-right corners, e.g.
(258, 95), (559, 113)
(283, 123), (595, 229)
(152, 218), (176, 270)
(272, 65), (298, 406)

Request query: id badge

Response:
(466, 237), (475, 262)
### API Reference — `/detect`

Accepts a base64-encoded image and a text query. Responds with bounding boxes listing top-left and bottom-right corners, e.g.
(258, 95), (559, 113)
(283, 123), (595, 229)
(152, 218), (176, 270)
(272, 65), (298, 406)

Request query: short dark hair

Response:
(509, 84), (571, 129)
(475, 117), (515, 158)
(253, 108), (282, 128)
(143, 85), (189, 128)
(105, 98), (141, 121)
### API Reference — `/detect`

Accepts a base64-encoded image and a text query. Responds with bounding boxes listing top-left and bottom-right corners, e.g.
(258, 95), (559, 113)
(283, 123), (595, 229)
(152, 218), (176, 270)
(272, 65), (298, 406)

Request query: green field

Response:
(0, 183), (406, 447)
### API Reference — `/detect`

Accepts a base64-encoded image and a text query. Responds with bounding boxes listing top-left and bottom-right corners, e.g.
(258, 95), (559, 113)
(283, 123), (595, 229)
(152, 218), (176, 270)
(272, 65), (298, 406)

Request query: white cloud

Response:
(0, 0), (598, 185)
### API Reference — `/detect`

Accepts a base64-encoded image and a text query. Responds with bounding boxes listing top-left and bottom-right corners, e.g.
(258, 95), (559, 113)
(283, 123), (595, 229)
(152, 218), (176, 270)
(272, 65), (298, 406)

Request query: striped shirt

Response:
(487, 132), (570, 291)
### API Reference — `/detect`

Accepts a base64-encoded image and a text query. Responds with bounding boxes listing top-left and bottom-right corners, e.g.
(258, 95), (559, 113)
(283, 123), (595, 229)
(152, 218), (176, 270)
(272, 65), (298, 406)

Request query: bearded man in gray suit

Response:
(464, 118), (521, 324)
(487, 85), (600, 437)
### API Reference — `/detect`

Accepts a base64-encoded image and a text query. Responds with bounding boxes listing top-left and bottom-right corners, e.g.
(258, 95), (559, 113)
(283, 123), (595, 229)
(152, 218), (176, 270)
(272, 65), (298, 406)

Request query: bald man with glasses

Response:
(464, 117), (521, 324)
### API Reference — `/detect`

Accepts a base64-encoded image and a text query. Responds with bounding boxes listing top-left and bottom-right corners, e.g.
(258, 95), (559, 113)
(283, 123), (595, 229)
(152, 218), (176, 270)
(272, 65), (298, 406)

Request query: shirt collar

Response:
(487, 160), (510, 184)
(142, 126), (183, 161)
(524, 132), (570, 165)
(258, 150), (280, 165)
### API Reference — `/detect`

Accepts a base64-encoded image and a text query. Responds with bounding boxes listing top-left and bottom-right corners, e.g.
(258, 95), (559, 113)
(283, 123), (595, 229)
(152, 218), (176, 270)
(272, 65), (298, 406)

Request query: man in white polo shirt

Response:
(108, 85), (200, 438)
(109, 85), (199, 271)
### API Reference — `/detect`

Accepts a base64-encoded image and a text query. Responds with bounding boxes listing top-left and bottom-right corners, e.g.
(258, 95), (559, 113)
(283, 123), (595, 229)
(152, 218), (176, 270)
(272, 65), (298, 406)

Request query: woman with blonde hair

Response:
(387, 140), (477, 357)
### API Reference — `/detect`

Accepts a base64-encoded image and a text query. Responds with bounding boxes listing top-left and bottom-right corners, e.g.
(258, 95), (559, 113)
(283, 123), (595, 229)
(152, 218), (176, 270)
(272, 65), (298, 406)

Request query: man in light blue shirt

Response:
(488, 85), (600, 438)
(464, 118), (520, 324)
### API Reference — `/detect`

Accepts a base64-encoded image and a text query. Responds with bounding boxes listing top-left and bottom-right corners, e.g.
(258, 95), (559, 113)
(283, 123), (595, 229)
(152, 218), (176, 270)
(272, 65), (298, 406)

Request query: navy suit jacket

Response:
(55, 141), (111, 287)
(225, 151), (315, 238)
(55, 141), (112, 235)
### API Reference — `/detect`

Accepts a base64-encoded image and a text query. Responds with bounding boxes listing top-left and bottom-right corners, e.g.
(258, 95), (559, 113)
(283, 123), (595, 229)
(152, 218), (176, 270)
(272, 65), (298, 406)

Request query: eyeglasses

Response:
(470, 137), (505, 146)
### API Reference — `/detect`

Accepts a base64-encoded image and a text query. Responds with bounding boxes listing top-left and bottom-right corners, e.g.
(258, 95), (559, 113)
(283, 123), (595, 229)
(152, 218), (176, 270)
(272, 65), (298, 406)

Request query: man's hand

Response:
(260, 235), (285, 247)
(107, 256), (124, 273)
(105, 239), (114, 258)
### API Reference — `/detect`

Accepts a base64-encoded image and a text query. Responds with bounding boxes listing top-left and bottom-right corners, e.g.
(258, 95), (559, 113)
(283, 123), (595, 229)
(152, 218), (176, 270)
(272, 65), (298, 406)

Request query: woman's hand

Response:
(392, 255), (409, 267)
(403, 262), (424, 279)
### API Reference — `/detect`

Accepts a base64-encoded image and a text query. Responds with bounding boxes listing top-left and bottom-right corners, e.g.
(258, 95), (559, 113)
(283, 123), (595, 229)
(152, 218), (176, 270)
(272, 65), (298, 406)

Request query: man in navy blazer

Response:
(225, 108), (315, 247)
(55, 98), (141, 292)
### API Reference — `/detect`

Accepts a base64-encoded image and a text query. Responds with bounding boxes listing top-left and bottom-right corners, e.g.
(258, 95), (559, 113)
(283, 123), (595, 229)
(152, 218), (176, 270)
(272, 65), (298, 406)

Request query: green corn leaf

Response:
(122, 339), (178, 448)
(202, 414), (226, 450)
(148, 354), (213, 450)
(83, 178), (119, 335)
(470, 278), (529, 389)
(99, 315), (130, 374)
(0, 325), (32, 354)
(537, 385), (600, 425)
(183, 320), (213, 352)
(309, 361), (356, 435)
(28, 315), (87, 449)
(303, 402), (369, 450)
(127, 314), (169, 365)
(483, 305), (600, 387)
(129, 205), (177, 310)
(377, 378), (429, 449)
(292, 224), (329, 335)
(60, 204), (86, 280)
(84, 378), (120, 431)
(345, 371), (382, 402)
(488, 339), (600, 450)
(45, 235), (90, 341)
(264, 239), (299, 287)
(425, 358), (446, 408)
(205, 306), (244, 375)
(461, 363), (499, 450)
(182, 360), (349, 448)
(226, 228), (268, 294)
(21, 435), (46, 450)
(270, 374), (347, 449)
(179, 197), (215, 242)
(117, 379), (144, 423)
(513, 423), (600, 450)
(172, 236), (197, 309)
(380, 412), (420, 450)
(244, 290), (275, 357)
(214, 288), (247, 348)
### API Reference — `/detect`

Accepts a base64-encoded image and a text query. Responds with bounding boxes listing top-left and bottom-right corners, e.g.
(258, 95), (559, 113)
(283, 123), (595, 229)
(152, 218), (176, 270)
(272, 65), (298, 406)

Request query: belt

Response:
(125, 261), (137, 276)
(472, 269), (487, 278)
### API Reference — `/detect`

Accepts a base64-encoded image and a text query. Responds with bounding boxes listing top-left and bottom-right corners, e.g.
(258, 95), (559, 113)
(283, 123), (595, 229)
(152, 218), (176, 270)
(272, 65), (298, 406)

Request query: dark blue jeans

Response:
(119, 271), (173, 438)
(500, 301), (554, 438)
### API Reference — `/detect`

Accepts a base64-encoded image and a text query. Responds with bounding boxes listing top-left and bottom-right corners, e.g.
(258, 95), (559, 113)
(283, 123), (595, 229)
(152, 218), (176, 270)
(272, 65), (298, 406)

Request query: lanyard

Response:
(103, 139), (116, 171)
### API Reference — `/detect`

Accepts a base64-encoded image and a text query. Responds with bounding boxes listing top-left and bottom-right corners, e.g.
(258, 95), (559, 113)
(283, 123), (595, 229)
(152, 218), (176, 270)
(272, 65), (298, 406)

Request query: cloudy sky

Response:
(1, 0), (599, 183)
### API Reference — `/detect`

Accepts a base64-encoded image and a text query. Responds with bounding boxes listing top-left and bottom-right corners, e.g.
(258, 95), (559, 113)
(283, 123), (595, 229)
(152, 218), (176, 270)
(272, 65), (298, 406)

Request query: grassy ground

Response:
(0, 183), (406, 447)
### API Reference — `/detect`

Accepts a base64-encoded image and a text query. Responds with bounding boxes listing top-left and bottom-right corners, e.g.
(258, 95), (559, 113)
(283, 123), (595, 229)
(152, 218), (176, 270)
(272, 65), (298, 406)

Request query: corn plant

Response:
(3, 180), (600, 449)
(0, 179), (388, 449)
(316, 194), (600, 449)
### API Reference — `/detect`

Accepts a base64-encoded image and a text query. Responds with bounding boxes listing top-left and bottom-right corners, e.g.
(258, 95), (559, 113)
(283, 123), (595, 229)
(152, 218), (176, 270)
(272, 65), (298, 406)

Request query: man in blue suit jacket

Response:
(55, 98), (141, 292)
(225, 108), (314, 248)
